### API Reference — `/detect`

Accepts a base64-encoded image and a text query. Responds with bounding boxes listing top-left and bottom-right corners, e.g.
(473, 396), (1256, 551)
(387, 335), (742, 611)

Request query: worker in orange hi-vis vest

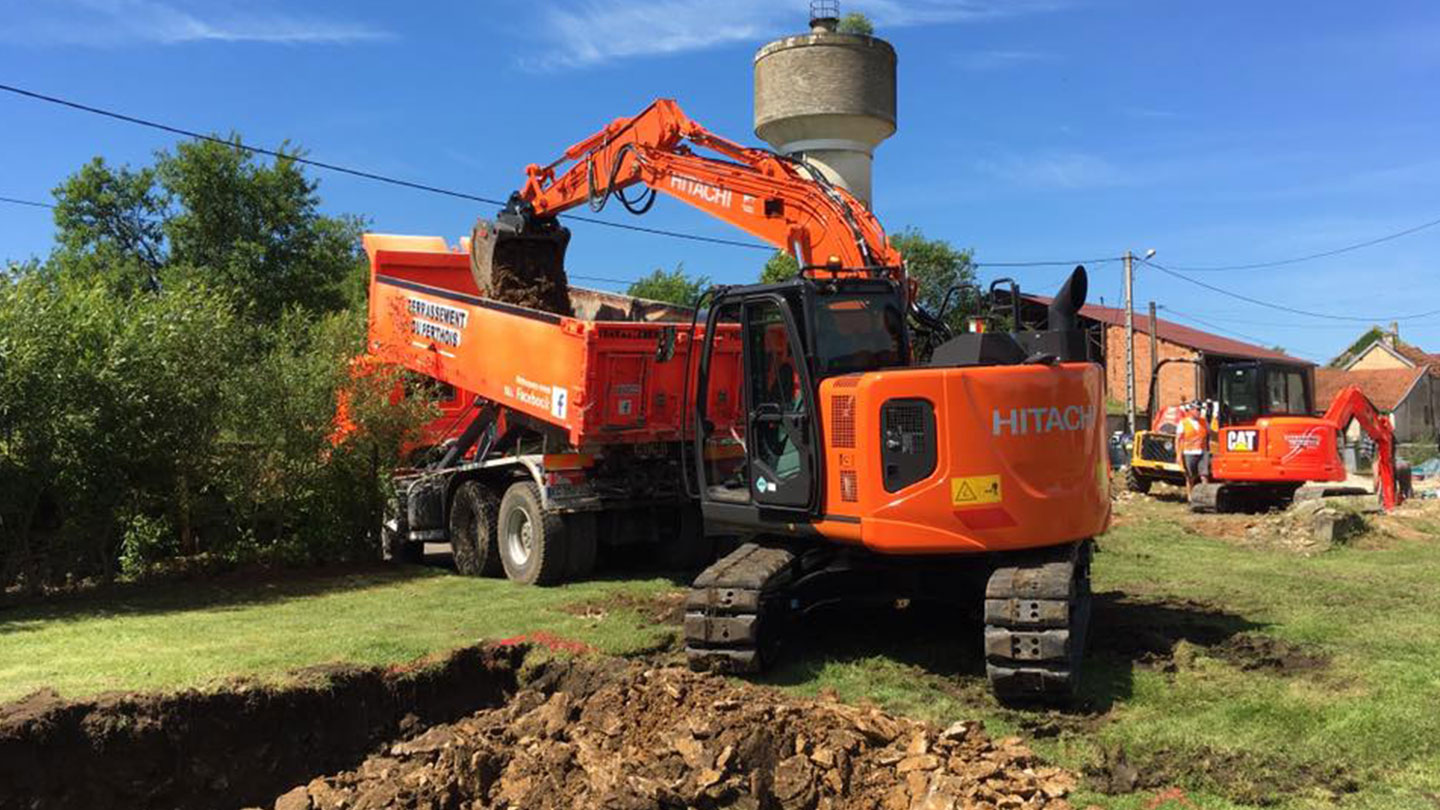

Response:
(1176, 404), (1210, 499)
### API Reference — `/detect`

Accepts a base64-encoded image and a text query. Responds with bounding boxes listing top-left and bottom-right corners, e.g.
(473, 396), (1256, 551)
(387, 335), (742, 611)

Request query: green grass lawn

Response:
(756, 494), (1440, 810)
(5, 497), (1440, 810)
(0, 564), (677, 702)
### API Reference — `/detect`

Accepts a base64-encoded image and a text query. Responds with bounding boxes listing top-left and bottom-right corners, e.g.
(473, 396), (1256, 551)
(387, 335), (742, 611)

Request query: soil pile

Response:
(1243, 499), (1370, 554)
(268, 661), (1080, 810)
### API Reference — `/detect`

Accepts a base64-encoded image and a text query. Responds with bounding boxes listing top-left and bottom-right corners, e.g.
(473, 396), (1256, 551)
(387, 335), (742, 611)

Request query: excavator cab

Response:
(693, 276), (908, 526)
(1214, 360), (1313, 427)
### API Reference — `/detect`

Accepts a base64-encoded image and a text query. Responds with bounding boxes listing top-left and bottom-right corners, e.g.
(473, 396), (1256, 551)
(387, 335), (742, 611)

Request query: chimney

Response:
(1386, 321), (1399, 346)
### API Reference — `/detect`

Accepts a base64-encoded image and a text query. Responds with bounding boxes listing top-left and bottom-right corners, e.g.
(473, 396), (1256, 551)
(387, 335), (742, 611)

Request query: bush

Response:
(1, 138), (418, 592)
(0, 276), (242, 584)
(0, 277), (423, 589)
(215, 309), (425, 565)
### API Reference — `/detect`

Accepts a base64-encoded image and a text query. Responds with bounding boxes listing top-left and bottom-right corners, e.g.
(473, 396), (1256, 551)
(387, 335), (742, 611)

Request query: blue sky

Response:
(2, 0), (1438, 363)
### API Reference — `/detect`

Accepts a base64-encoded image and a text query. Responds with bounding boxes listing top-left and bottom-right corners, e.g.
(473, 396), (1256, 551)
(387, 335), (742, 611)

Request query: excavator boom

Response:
(1322, 385), (1400, 511)
(470, 99), (905, 308)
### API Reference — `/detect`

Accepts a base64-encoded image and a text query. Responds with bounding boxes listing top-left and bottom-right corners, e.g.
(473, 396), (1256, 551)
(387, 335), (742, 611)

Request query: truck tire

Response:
(1124, 466), (1151, 494)
(450, 481), (502, 577)
(564, 513), (599, 580)
(498, 481), (569, 586)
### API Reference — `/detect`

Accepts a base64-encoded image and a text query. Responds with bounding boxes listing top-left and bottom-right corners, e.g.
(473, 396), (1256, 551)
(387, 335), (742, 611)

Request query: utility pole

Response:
(1148, 300), (1159, 417)
(1124, 251), (1136, 435)
(1123, 249), (1156, 435)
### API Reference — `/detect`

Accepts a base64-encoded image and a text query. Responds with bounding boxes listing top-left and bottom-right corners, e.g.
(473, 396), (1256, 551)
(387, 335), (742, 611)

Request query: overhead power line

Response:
(976, 256), (1120, 268)
(0, 82), (770, 252)
(568, 273), (639, 286)
(1143, 258), (1440, 323)
(1157, 306), (1397, 331)
(0, 195), (54, 209)
(1158, 306), (1326, 363)
(1, 82), (1137, 270)
(1164, 214), (1440, 272)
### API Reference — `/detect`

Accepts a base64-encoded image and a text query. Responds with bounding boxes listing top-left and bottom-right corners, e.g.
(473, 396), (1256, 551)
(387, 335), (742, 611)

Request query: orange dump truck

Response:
(365, 233), (739, 581)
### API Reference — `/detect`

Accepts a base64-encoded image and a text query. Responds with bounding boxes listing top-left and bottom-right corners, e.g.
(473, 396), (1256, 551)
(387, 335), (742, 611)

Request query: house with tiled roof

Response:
(1325, 325), (1439, 441)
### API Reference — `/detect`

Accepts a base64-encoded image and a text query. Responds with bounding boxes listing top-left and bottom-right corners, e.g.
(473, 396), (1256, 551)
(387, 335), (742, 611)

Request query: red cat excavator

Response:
(1154, 360), (1408, 512)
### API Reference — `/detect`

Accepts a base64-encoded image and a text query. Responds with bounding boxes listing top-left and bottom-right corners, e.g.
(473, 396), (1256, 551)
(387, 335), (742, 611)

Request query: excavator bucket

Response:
(469, 214), (574, 316)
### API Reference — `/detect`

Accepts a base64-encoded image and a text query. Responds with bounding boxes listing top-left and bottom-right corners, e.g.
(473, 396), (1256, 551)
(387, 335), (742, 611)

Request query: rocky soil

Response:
(265, 658), (1081, 810)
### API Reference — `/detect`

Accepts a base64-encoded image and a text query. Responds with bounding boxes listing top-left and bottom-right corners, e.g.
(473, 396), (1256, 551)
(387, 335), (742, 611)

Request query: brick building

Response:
(1021, 296), (1313, 416)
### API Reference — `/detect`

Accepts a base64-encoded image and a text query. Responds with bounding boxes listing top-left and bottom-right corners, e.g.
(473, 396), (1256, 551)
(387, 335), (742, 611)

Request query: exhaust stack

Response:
(1049, 266), (1088, 334)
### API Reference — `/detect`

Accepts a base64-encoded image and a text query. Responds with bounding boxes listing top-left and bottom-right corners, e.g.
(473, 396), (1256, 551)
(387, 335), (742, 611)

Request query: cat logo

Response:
(1227, 430), (1258, 452)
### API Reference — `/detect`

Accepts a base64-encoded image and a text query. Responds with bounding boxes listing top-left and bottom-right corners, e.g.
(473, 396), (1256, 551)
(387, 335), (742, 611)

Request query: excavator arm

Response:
(490, 98), (902, 284)
(1323, 385), (1402, 511)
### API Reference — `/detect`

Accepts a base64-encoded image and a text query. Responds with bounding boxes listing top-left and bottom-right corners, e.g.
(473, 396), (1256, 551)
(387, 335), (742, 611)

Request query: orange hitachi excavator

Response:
(364, 99), (1109, 702)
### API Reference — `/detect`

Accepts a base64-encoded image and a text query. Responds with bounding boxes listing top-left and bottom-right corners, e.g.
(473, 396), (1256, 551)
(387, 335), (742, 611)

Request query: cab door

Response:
(743, 296), (816, 509)
(693, 290), (820, 526)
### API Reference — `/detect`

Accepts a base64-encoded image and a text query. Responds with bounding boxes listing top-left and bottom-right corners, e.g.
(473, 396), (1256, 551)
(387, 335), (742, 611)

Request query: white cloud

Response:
(4, 0), (392, 46)
(954, 49), (1053, 71)
(522, 0), (1063, 71)
(974, 151), (1130, 190)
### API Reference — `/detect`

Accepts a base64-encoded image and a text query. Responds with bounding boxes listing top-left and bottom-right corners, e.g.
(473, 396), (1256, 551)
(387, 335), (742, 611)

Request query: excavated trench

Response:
(0, 645), (523, 810)
(0, 646), (1080, 810)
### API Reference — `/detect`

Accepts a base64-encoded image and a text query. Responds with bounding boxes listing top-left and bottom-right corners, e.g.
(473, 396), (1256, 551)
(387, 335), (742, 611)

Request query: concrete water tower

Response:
(753, 0), (897, 207)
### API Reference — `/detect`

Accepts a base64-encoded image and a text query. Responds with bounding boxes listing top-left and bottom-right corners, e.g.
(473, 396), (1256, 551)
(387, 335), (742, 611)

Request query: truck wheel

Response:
(1124, 466), (1151, 494)
(564, 513), (598, 580)
(450, 481), (502, 577)
(498, 481), (568, 586)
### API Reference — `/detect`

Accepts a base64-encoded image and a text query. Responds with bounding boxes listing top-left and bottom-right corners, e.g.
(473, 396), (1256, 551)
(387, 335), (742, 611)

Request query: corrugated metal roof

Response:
(1025, 296), (1313, 365)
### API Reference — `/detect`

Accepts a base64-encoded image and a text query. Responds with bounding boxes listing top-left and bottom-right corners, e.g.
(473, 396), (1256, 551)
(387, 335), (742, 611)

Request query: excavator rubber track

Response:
(684, 542), (799, 673)
(983, 540), (1092, 703)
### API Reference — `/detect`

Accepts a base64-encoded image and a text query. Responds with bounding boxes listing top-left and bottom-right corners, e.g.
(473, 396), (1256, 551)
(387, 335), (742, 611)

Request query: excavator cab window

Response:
(1220, 365), (1261, 425)
(744, 297), (816, 509)
(1218, 361), (1313, 425)
(1266, 368), (1310, 415)
(811, 293), (905, 376)
(698, 302), (749, 504)
(806, 280), (909, 378)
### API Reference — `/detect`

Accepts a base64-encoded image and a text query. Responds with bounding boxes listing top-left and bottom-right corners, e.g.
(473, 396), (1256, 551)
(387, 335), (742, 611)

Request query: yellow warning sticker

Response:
(951, 475), (1002, 508)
